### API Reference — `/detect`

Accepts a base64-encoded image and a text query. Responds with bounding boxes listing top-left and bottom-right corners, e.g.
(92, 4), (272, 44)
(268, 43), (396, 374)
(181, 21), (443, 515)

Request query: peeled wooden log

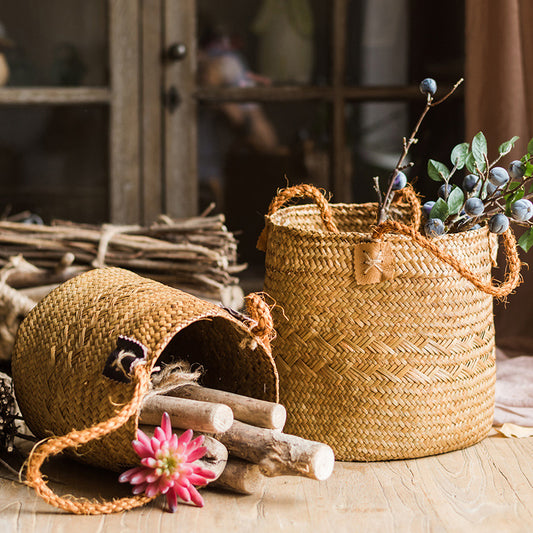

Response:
(167, 384), (287, 430)
(214, 420), (335, 481)
(139, 425), (228, 482)
(211, 458), (266, 495)
(140, 395), (234, 434)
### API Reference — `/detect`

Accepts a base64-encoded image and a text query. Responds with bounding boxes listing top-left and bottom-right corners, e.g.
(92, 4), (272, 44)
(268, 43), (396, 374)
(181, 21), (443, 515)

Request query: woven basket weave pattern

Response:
(264, 203), (496, 461)
(12, 268), (278, 470)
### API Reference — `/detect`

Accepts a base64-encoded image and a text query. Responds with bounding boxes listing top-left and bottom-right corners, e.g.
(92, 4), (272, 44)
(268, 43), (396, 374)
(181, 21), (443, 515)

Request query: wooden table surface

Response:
(1, 433), (533, 533)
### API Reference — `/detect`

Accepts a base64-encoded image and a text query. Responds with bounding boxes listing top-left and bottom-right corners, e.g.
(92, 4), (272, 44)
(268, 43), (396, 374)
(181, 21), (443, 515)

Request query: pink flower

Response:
(119, 412), (216, 511)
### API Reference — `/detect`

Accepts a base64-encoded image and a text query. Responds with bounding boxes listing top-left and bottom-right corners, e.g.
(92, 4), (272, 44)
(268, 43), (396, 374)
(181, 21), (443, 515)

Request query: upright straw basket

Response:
(11, 267), (278, 514)
(258, 184), (522, 462)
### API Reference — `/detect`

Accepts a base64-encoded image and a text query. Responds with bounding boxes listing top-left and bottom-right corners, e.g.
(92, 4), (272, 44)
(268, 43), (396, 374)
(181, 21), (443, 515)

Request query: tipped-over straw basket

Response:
(11, 267), (278, 514)
(258, 184), (522, 462)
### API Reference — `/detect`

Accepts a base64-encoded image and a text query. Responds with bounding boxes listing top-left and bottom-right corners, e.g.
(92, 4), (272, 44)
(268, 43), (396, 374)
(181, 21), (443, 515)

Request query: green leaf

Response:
(465, 152), (477, 174)
(427, 159), (450, 182)
(525, 162), (533, 178)
(450, 143), (469, 169)
(447, 187), (464, 215)
(472, 131), (488, 173)
(518, 227), (533, 252)
(498, 136), (520, 156)
(430, 198), (449, 221)
(527, 137), (533, 156)
(505, 185), (524, 215)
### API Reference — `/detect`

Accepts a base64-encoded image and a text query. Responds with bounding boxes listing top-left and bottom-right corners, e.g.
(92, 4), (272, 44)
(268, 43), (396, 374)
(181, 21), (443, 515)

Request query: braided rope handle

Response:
(257, 184), (339, 250)
(372, 220), (522, 298)
(24, 364), (155, 515)
(245, 292), (276, 350)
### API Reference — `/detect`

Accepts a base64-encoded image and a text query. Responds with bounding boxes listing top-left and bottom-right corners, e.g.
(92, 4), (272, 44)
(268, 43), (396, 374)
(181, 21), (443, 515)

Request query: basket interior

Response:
(156, 316), (277, 402)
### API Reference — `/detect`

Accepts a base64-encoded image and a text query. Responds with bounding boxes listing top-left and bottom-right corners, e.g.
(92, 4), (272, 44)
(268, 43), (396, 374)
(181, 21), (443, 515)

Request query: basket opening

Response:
(155, 316), (276, 401)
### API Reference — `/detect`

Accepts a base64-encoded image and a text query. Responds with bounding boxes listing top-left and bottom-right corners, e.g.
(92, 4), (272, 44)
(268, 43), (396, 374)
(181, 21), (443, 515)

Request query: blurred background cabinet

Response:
(0, 0), (464, 266)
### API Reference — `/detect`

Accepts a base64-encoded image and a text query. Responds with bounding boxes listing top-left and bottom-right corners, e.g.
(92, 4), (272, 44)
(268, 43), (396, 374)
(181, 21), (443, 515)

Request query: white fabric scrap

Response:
(494, 347), (533, 434)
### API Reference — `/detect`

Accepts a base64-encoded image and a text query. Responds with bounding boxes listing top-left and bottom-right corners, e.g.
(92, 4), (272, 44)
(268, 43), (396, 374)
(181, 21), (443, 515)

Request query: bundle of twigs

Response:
(0, 211), (246, 307)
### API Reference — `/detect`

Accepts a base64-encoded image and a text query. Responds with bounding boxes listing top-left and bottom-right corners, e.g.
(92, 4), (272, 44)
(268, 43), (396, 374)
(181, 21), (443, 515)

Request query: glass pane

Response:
(198, 100), (331, 266)
(0, 1), (108, 87)
(0, 105), (109, 223)
(346, 0), (409, 87)
(197, 0), (330, 86)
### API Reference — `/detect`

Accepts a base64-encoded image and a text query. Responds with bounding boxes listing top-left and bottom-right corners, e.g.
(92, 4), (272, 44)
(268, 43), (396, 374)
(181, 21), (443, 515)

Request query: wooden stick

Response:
(211, 458), (266, 495)
(214, 421), (335, 481)
(167, 384), (287, 430)
(140, 395), (234, 434)
(139, 426), (228, 482)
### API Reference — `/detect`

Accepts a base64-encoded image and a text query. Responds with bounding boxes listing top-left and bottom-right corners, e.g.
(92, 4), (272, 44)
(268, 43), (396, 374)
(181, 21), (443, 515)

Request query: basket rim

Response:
(266, 202), (489, 244)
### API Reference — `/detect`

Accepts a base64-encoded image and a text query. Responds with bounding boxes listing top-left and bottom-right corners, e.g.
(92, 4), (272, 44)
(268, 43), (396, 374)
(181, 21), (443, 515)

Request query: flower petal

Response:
(188, 484), (205, 507)
(131, 469), (151, 485)
(185, 445), (207, 463)
(177, 429), (193, 447)
(145, 482), (160, 498)
(161, 412), (173, 440)
(192, 465), (217, 479)
(132, 482), (148, 495)
(141, 457), (158, 468)
(187, 435), (204, 453)
(150, 436), (161, 453)
(175, 484), (191, 502)
(118, 466), (144, 483)
(136, 429), (152, 448)
(132, 439), (153, 459)
(166, 487), (179, 513)
(188, 473), (212, 486)
(154, 426), (166, 442)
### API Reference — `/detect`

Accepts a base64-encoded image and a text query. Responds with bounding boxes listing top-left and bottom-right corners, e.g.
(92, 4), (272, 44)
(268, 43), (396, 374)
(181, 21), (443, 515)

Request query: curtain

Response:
(466, 0), (533, 349)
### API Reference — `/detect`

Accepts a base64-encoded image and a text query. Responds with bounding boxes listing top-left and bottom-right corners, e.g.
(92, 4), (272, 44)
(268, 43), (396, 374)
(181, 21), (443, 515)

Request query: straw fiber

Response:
(12, 267), (278, 471)
(261, 188), (511, 461)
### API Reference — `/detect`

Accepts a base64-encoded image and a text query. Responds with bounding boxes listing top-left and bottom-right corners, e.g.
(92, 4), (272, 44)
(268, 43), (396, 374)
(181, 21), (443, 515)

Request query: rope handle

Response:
(257, 184), (339, 251)
(24, 364), (154, 515)
(245, 292), (276, 350)
(372, 220), (522, 298)
(266, 184), (339, 232)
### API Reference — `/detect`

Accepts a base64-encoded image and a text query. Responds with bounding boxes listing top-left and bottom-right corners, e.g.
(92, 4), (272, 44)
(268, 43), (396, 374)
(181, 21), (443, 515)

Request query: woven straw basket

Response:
(11, 267), (278, 513)
(258, 184), (521, 462)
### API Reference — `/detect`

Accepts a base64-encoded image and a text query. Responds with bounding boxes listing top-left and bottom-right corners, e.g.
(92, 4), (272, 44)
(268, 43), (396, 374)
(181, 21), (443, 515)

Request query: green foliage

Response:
(472, 132), (488, 173)
(527, 137), (533, 156)
(518, 227), (533, 252)
(499, 136), (520, 156)
(427, 159), (450, 182)
(450, 143), (469, 169)
(430, 198), (449, 221)
(447, 187), (464, 215)
(465, 152), (478, 174)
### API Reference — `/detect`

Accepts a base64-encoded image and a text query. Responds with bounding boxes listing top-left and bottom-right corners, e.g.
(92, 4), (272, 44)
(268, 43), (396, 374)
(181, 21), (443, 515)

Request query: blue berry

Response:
(489, 167), (510, 186)
(425, 218), (445, 237)
(464, 197), (484, 216)
(488, 213), (510, 234)
(463, 174), (480, 193)
(438, 183), (452, 199)
(468, 224), (481, 231)
(391, 170), (407, 190)
(422, 201), (435, 217)
(511, 199), (533, 221)
(419, 78), (437, 96)
(486, 182), (502, 197)
(509, 160), (526, 180)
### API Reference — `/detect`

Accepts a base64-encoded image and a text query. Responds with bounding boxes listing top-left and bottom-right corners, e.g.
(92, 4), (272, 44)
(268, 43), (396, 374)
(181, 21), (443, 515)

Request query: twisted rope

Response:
(24, 363), (155, 515)
(372, 220), (522, 298)
(245, 293), (276, 351)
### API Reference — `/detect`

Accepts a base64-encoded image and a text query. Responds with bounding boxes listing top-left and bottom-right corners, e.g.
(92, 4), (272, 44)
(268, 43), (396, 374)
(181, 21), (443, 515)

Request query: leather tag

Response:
(353, 241), (395, 285)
